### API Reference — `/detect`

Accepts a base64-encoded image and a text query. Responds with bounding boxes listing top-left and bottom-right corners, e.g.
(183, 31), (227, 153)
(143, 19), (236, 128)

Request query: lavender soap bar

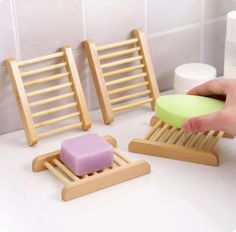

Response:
(60, 133), (114, 176)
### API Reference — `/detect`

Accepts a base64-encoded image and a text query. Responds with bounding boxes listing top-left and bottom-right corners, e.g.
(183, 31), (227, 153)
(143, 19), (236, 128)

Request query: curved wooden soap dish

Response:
(129, 116), (225, 166)
(32, 135), (150, 201)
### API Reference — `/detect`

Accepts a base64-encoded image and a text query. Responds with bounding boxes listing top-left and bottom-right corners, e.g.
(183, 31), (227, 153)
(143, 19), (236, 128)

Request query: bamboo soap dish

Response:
(32, 135), (150, 201)
(5, 46), (91, 146)
(129, 117), (224, 166)
(83, 28), (159, 124)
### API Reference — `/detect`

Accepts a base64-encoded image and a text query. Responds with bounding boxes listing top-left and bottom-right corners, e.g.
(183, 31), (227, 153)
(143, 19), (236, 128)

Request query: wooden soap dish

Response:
(32, 135), (150, 201)
(129, 116), (224, 166)
(83, 28), (159, 124)
(6, 46), (91, 146)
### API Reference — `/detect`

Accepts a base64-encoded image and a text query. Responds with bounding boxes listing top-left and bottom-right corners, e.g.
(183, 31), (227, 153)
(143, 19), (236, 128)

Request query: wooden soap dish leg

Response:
(32, 135), (150, 201)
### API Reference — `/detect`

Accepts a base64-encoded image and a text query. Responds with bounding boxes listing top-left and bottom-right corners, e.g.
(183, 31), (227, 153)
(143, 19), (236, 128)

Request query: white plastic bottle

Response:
(224, 10), (236, 79)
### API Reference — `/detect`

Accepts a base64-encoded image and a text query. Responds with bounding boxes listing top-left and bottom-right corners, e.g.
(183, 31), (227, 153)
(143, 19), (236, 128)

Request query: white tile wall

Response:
(0, 0), (236, 134)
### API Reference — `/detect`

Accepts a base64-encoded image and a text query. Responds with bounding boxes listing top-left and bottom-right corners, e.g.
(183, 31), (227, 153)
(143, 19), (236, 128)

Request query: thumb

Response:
(181, 111), (225, 133)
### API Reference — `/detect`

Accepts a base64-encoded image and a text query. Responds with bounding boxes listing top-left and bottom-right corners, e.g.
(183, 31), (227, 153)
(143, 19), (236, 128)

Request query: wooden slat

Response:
(189, 133), (204, 147)
(38, 122), (82, 138)
(197, 131), (215, 149)
(132, 29), (160, 110)
(207, 131), (224, 150)
(161, 127), (177, 143)
(103, 64), (145, 78)
(97, 38), (138, 51)
(112, 98), (153, 112)
(113, 158), (122, 166)
(24, 72), (69, 87)
(180, 133), (193, 146)
(108, 81), (149, 95)
(83, 41), (113, 124)
(144, 120), (163, 140)
(21, 62), (66, 77)
(29, 92), (74, 107)
(53, 159), (79, 181)
(44, 161), (70, 185)
(110, 90), (150, 104)
(114, 149), (130, 163)
(5, 58), (38, 146)
(170, 129), (184, 144)
(105, 73), (147, 86)
(99, 47), (141, 60)
(26, 82), (72, 97)
(152, 124), (169, 141)
(34, 112), (80, 128)
(101, 56), (142, 69)
(62, 46), (91, 130)
(18, 52), (64, 67)
(32, 102), (77, 118)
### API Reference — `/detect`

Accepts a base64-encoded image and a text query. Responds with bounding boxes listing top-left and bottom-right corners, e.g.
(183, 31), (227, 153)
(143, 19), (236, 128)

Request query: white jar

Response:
(224, 11), (236, 79)
(174, 63), (217, 94)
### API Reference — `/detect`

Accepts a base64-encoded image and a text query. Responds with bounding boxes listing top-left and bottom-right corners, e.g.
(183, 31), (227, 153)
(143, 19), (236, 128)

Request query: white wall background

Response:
(0, 0), (236, 135)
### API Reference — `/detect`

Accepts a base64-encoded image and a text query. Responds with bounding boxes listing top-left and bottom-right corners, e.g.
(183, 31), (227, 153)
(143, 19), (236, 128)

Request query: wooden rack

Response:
(6, 46), (91, 146)
(129, 117), (224, 166)
(32, 135), (150, 201)
(83, 29), (159, 124)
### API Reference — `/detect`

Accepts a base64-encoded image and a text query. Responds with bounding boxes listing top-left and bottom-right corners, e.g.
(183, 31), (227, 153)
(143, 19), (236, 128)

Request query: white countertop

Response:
(1, 102), (236, 232)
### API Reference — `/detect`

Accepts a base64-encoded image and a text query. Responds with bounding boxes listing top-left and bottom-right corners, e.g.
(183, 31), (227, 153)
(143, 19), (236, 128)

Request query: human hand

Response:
(182, 78), (236, 136)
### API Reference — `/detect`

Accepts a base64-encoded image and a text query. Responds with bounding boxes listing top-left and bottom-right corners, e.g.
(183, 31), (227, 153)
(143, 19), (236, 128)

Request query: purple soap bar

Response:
(60, 133), (114, 176)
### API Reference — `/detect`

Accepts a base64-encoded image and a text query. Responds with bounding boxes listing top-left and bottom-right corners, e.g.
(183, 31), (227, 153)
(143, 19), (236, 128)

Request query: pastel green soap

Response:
(155, 95), (224, 128)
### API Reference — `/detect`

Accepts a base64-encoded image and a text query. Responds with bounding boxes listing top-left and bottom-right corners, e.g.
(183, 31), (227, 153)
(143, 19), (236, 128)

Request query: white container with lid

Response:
(224, 10), (236, 79)
(174, 63), (217, 94)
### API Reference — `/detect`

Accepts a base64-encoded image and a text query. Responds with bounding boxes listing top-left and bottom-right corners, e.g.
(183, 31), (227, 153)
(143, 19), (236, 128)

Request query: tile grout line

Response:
(10, 0), (22, 60)
(147, 22), (202, 39)
(200, 0), (205, 62)
(144, 0), (148, 34)
(81, 0), (92, 110)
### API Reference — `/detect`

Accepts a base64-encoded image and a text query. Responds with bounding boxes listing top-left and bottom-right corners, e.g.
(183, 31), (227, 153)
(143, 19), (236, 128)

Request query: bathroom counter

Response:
(0, 102), (236, 232)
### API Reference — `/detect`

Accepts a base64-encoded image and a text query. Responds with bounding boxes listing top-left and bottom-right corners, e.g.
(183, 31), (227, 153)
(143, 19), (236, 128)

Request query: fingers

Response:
(187, 79), (228, 96)
(182, 111), (226, 133)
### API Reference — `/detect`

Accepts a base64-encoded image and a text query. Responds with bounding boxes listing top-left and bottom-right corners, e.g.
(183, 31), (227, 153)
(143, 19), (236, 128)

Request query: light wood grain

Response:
(21, 62), (66, 77)
(108, 81), (149, 95)
(132, 29), (160, 110)
(105, 73), (147, 86)
(97, 38), (138, 51)
(83, 40), (114, 124)
(18, 52), (64, 66)
(34, 112), (80, 128)
(110, 90), (150, 104)
(24, 72), (69, 87)
(103, 64), (145, 78)
(99, 47), (141, 60)
(5, 58), (38, 146)
(129, 139), (219, 166)
(29, 92), (74, 107)
(62, 160), (150, 201)
(112, 98), (153, 112)
(62, 46), (91, 130)
(38, 122), (82, 138)
(6, 46), (90, 145)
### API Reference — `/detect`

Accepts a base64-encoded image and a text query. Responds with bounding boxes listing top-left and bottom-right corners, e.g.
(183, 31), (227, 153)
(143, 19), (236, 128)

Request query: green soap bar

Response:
(155, 95), (224, 128)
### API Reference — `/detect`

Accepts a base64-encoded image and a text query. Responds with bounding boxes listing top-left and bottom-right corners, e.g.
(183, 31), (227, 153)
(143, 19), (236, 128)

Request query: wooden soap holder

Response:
(6, 46), (91, 146)
(32, 135), (150, 201)
(129, 116), (224, 166)
(83, 28), (159, 124)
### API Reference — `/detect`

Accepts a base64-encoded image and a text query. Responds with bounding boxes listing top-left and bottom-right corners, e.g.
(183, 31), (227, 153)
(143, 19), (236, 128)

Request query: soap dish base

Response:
(129, 116), (225, 166)
(32, 135), (150, 201)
